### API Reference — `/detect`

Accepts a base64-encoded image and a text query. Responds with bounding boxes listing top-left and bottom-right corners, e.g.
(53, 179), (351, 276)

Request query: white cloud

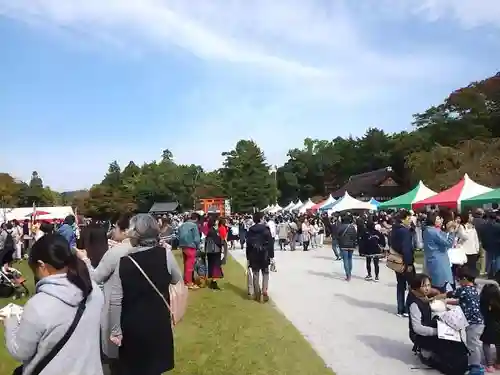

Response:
(1, 0), (498, 190)
(0, 0), (329, 77)
(381, 0), (500, 28)
(0, 0), (455, 84)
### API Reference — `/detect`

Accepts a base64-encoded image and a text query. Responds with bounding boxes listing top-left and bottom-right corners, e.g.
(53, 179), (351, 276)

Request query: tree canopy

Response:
(1, 72), (499, 217)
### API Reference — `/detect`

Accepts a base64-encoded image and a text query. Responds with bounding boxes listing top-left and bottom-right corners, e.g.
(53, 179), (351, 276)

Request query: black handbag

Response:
(12, 297), (87, 375)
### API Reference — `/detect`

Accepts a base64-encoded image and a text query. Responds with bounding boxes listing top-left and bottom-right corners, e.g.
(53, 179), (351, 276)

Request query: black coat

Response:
(361, 229), (386, 257)
(119, 246), (174, 374)
(246, 223), (274, 270)
(480, 288), (500, 345)
(390, 223), (414, 266)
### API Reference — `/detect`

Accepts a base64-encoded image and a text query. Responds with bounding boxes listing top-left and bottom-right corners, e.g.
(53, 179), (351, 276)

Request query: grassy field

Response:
(0, 254), (334, 375)
(0, 261), (33, 375)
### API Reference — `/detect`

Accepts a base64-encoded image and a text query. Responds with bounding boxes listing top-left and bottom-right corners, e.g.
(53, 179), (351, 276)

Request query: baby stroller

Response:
(0, 245), (29, 300)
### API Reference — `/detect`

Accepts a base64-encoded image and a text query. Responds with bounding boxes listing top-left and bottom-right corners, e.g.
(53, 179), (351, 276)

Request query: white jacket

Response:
(267, 220), (276, 238)
(456, 224), (480, 255)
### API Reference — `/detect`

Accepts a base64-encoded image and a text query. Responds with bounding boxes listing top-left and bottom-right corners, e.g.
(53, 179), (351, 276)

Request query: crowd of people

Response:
(0, 210), (281, 375)
(0, 216), (79, 264)
(1, 204), (500, 375)
(221, 206), (500, 375)
(1, 213), (182, 375)
(323, 207), (500, 375)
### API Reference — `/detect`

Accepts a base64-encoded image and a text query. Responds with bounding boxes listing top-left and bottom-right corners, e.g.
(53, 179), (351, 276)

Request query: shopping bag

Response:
(439, 306), (469, 331)
(437, 321), (462, 342)
(447, 246), (467, 265)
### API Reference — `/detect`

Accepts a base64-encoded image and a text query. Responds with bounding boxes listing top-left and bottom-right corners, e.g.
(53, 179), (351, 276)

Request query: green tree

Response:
(221, 140), (274, 212)
(161, 149), (174, 163)
(101, 161), (122, 188)
(0, 173), (21, 206)
(11, 72), (494, 217)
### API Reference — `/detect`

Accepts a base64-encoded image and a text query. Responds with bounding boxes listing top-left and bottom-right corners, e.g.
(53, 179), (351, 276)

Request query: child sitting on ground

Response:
(194, 251), (207, 288)
(446, 267), (484, 375)
(479, 271), (500, 373)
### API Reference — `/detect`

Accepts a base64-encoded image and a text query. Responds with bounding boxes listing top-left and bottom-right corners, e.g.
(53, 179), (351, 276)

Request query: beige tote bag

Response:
(127, 256), (188, 326)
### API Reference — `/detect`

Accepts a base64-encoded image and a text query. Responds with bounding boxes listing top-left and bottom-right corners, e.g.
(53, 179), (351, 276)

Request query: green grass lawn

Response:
(0, 254), (333, 375)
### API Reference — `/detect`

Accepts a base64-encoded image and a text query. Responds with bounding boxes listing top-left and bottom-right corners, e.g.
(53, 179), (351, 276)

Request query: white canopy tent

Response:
(298, 199), (315, 213)
(1, 206), (75, 223)
(282, 202), (295, 211)
(291, 200), (303, 211)
(327, 192), (374, 213)
(261, 205), (271, 213)
(319, 194), (335, 209)
(268, 204), (283, 213)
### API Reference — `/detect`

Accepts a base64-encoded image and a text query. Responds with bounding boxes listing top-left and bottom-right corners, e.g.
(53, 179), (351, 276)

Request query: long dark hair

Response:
(480, 284), (500, 316)
(30, 233), (93, 298)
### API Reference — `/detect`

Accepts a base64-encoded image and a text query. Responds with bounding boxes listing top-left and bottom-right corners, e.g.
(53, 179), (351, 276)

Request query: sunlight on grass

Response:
(1, 254), (334, 375)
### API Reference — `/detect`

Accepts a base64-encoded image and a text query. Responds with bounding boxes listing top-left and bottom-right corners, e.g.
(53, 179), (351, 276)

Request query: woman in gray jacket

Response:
(81, 214), (132, 374)
(3, 233), (104, 375)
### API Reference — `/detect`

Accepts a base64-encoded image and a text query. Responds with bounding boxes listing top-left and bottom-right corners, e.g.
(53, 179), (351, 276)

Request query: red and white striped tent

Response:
(412, 174), (492, 211)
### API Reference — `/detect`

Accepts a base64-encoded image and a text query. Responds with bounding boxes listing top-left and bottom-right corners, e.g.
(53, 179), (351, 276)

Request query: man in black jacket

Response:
(390, 210), (415, 317)
(246, 212), (274, 302)
(478, 211), (500, 278)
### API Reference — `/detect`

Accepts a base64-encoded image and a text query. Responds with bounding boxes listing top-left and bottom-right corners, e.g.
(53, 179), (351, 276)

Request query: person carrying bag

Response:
(126, 255), (188, 327)
(12, 298), (87, 375)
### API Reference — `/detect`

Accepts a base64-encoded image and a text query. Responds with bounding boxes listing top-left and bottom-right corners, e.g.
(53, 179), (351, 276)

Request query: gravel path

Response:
(231, 246), (434, 375)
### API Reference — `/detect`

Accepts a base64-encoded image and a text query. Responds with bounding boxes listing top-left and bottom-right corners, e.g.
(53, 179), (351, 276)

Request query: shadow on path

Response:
(357, 334), (420, 367)
(308, 270), (365, 281)
(314, 255), (337, 261)
(334, 293), (396, 314)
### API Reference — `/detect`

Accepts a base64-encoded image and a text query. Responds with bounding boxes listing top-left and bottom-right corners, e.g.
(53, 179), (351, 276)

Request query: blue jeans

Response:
(485, 251), (500, 278)
(332, 240), (341, 258)
(341, 249), (353, 278)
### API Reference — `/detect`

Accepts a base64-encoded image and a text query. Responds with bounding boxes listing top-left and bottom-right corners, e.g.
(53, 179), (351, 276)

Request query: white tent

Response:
(319, 194), (335, 209)
(283, 202), (295, 211)
(328, 192), (374, 213)
(268, 204), (283, 213)
(291, 200), (303, 211)
(298, 199), (315, 213)
(261, 205), (271, 212)
(2, 206), (75, 223)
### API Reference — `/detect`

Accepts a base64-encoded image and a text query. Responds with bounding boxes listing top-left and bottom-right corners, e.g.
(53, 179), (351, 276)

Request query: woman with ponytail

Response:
(2, 233), (104, 375)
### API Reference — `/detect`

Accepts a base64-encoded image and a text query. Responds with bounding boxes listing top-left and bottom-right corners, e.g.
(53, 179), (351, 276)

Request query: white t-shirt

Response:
(267, 220), (276, 238)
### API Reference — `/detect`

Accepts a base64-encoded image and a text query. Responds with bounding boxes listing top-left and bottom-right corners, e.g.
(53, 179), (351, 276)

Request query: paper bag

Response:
(437, 321), (461, 342)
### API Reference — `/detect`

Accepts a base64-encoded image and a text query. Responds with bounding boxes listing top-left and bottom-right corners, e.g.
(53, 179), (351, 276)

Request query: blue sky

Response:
(1, 0), (499, 192)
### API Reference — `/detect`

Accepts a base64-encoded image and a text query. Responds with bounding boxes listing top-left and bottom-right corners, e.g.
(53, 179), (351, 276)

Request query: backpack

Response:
(3, 231), (15, 254)
(248, 233), (266, 253)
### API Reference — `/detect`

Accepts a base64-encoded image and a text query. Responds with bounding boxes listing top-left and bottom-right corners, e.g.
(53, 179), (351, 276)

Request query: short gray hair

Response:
(127, 214), (160, 241)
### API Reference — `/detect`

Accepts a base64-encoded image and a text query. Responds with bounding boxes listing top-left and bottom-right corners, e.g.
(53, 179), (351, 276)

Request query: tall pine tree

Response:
(221, 140), (274, 213)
